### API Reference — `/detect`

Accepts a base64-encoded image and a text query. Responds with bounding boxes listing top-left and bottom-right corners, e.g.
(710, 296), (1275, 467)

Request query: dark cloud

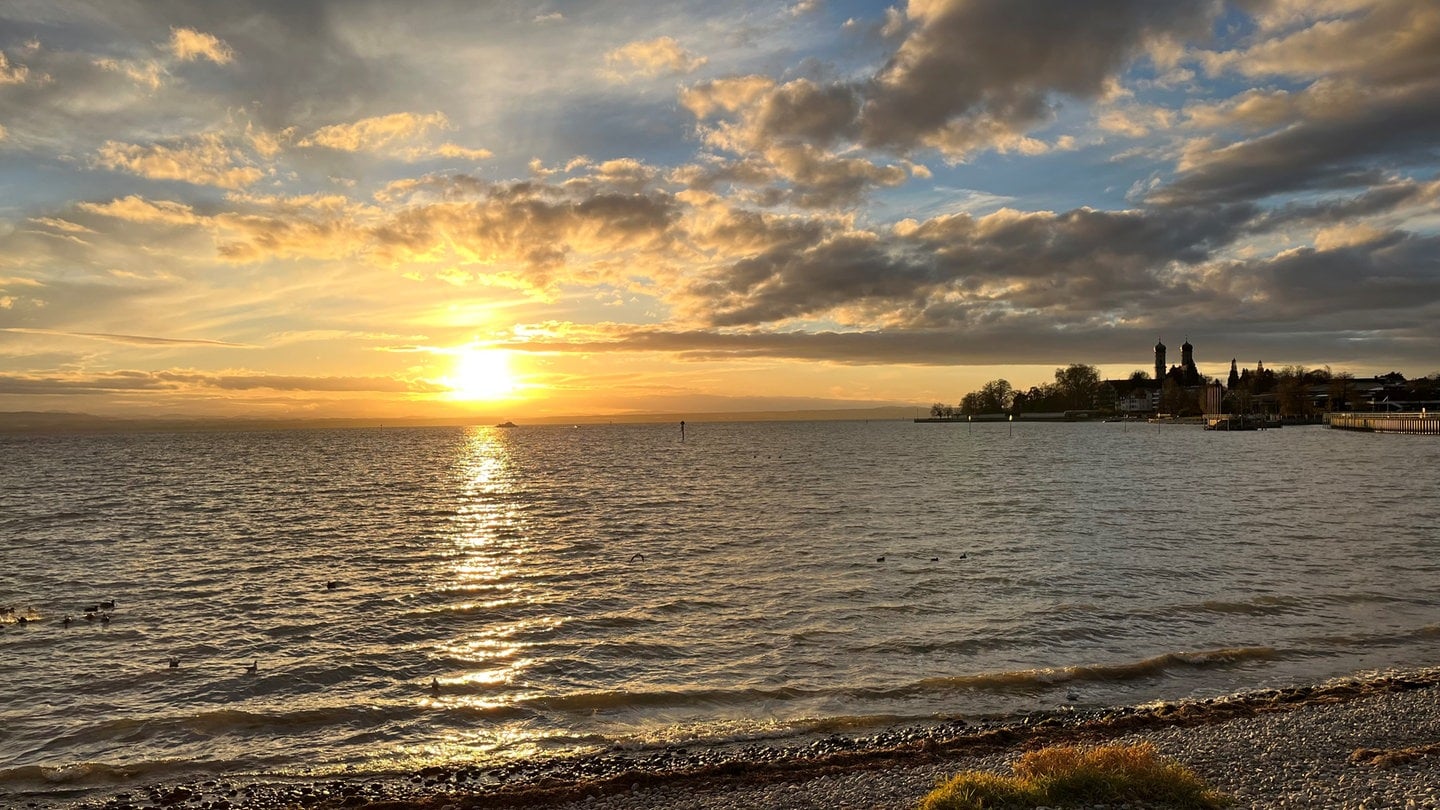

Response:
(683, 202), (1259, 328)
(859, 0), (1216, 154)
(1154, 86), (1440, 206)
(679, 1), (1221, 204)
(1153, 0), (1440, 206)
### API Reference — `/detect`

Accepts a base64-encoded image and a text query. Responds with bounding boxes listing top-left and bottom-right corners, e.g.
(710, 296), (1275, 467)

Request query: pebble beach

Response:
(43, 667), (1439, 810)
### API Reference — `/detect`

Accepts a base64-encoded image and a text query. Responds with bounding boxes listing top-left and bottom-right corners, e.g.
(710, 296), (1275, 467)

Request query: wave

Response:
(526, 684), (817, 713)
(0, 758), (224, 788)
(1298, 623), (1440, 652)
(503, 646), (1277, 716)
(38, 703), (427, 752)
(1193, 596), (1305, 616)
(901, 646), (1280, 696)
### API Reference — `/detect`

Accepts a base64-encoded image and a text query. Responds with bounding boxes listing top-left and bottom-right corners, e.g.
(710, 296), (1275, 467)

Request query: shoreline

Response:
(38, 666), (1440, 810)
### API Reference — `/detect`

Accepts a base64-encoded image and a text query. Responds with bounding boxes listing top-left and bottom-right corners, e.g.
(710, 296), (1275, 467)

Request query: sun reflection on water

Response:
(432, 426), (542, 710)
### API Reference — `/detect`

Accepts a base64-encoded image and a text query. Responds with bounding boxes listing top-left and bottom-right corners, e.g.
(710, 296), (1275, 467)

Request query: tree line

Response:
(931, 364), (1440, 418)
(931, 364), (1104, 417)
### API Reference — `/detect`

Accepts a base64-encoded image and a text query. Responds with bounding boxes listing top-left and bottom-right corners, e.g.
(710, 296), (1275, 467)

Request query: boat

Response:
(495, 421), (518, 428)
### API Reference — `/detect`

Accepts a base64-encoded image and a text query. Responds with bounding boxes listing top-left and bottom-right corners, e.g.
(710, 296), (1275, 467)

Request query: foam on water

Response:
(2, 421), (1437, 802)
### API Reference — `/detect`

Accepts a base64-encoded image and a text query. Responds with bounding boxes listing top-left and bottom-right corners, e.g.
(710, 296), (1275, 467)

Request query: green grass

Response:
(918, 742), (1232, 809)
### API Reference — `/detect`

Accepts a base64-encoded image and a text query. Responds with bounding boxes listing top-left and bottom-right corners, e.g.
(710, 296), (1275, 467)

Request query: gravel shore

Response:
(45, 668), (1440, 810)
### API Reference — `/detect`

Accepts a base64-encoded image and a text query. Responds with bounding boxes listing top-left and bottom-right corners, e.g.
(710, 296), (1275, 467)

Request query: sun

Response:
(446, 348), (520, 401)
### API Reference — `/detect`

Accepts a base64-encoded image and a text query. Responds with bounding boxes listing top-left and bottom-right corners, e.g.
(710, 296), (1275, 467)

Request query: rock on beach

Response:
(60, 668), (1440, 810)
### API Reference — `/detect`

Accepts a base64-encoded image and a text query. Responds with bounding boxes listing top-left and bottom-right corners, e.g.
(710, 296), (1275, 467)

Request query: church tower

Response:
(1154, 339), (1166, 381)
(1180, 338), (1198, 386)
(1228, 358), (1239, 390)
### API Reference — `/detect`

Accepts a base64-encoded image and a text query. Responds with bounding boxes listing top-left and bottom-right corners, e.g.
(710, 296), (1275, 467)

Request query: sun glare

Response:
(447, 348), (520, 401)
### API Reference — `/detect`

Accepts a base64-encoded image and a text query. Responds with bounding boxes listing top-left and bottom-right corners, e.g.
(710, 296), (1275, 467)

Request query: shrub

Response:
(918, 742), (1231, 810)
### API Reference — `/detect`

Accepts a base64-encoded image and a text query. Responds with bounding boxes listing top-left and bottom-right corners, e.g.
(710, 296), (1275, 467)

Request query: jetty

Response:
(1326, 412), (1439, 435)
(1205, 414), (1281, 431)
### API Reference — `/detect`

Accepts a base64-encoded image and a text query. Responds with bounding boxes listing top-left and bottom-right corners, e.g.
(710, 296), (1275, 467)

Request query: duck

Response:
(168, 656), (180, 669)
(245, 660), (258, 675)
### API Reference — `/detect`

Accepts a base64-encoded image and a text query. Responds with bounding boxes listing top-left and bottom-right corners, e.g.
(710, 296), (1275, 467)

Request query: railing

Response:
(1326, 412), (1440, 434)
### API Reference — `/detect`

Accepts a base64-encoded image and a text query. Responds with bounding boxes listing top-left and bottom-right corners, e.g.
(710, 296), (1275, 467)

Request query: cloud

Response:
(167, 27), (234, 65)
(95, 134), (265, 189)
(424, 143), (494, 161)
(93, 57), (164, 90)
(1095, 103), (1176, 138)
(0, 370), (437, 395)
(76, 195), (201, 226)
(856, 0), (1216, 156)
(1154, 0), (1440, 206)
(678, 2), (1219, 203)
(28, 217), (94, 234)
(0, 51), (31, 84)
(604, 36), (707, 79)
(680, 75), (776, 120)
(0, 327), (247, 347)
(211, 192), (381, 263)
(368, 177), (680, 286)
(299, 111), (453, 156)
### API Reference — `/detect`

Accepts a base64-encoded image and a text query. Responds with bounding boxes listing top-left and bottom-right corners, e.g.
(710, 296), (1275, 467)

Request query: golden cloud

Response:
(299, 112), (451, 154)
(95, 134), (264, 189)
(93, 57), (163, 90)
(605, 36), (707, 79)
(426, 142), (494, 161)
(77, 195), (201, 226)
(168, 27), (234, 65)
(681, 75), (776, 119)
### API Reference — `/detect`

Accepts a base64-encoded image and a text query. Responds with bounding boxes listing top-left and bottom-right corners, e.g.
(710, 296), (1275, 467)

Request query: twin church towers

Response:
(1155, 338), (1203, 387)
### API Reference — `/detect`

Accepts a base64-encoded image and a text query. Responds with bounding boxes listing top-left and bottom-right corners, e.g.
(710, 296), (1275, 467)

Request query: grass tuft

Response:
(918, 742), (1232, 809)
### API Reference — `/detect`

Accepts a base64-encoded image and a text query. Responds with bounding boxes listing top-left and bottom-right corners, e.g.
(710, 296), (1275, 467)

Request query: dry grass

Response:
(918, 742), (1231, 809)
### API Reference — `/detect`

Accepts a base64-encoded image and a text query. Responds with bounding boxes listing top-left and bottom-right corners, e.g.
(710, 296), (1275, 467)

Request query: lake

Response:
(2, 420), (1436, 804)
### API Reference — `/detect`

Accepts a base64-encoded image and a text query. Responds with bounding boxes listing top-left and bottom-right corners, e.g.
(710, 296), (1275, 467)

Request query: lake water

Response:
(2, 420), (1437, 804)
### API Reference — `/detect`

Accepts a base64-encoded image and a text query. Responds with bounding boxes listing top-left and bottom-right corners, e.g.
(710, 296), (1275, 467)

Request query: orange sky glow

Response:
(1, 1), (1437, 422)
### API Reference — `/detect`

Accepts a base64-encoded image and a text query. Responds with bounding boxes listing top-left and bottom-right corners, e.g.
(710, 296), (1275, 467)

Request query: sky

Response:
(0, 0), (1437, 421)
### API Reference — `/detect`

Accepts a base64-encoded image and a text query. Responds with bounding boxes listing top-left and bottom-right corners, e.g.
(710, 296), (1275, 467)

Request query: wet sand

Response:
(65, 667), (1440, 810)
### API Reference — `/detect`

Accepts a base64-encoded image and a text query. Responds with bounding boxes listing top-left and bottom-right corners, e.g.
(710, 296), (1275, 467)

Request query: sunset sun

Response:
(446, 348), (520, 401)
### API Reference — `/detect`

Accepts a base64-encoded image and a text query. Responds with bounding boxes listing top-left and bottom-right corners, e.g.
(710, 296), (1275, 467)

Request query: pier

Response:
(1326, 412), (1440, 435)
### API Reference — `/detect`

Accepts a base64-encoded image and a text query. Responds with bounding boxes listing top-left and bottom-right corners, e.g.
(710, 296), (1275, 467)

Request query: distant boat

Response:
(495, 421), (518, 428)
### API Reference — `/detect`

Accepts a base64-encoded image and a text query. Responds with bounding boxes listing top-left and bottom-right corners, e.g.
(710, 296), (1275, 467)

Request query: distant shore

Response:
(55, 666), (1440, 810)
(0, 407), (918, 434)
